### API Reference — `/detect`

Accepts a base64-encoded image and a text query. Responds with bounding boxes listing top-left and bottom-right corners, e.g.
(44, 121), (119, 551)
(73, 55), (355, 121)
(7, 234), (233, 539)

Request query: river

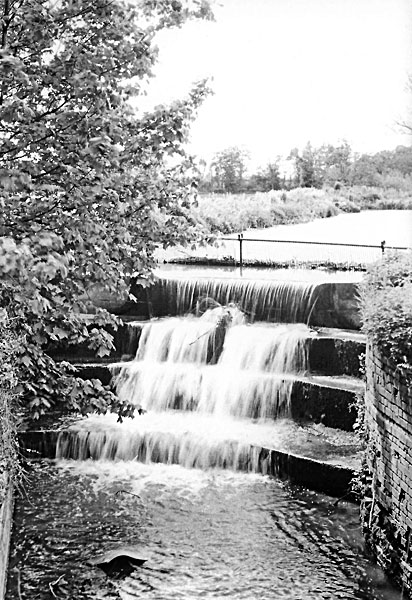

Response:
(159, 210), (412, 266)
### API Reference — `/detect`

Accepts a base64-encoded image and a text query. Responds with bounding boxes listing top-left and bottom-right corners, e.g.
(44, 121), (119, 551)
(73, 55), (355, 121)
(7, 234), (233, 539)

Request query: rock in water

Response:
(88, 547), (148, 578)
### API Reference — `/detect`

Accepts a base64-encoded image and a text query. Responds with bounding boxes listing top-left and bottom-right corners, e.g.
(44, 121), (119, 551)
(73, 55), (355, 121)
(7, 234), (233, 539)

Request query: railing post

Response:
(381, 240), (386, 255)
(238, 233), (244, 274)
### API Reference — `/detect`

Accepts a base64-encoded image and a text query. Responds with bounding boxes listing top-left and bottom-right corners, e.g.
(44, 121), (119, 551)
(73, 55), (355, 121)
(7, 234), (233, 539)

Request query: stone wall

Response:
(0, 480), (14, 600)
(361, 345), (412, 595)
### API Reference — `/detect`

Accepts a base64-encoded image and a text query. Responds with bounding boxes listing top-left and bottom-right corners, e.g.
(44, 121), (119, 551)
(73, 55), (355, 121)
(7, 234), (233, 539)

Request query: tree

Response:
(248, 161), (281, 192)
(350, 153), (380, 186)
(320, 141), (352, 185)
(210, 146), (249, 193)
(290, 143), (322, 188)
(350, 146), (412, 187)
(289, 142), (353, 188)
(0, 0), (213, 420)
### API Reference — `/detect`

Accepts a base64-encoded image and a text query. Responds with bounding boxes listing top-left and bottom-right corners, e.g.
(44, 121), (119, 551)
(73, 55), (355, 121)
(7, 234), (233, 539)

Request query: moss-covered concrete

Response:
(309, 337), (365, 378)
(290, 379), (360, 431)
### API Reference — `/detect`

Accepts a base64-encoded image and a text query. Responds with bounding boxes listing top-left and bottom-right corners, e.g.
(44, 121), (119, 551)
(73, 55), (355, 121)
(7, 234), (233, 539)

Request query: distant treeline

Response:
(198, 143), (412, 194)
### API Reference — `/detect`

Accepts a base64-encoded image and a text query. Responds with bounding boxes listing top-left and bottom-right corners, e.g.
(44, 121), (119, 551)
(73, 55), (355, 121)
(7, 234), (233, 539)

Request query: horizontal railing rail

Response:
(221, 236), (408, 251)
(219, 235), (409, 269)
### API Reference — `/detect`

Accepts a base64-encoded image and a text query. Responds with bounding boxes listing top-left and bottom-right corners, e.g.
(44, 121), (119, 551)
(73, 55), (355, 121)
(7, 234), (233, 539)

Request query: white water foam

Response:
(56, 412), (362, 469)
(58, 311), (335, 470)
(114, 317), (310, 419)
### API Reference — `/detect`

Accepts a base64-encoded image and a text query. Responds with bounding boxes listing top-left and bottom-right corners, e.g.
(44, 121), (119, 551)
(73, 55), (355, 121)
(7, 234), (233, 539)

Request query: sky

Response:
(141, 0), (412, 170)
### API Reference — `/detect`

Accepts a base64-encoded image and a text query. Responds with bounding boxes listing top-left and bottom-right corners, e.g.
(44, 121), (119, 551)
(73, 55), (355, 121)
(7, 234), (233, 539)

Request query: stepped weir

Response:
(11, 268), (401, 600)
(50, 269), (365, 484)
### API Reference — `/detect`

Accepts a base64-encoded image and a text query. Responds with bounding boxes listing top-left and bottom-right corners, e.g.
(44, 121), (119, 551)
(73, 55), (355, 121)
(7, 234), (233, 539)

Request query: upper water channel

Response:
(159, 209), (412, 266)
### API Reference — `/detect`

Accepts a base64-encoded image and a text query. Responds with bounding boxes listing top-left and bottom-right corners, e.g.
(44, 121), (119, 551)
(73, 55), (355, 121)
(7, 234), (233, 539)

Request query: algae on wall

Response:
(361, 346), (412, 597)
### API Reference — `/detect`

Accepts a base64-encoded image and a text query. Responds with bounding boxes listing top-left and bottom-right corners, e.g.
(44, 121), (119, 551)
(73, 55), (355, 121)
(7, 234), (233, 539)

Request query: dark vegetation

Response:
(0, 0), (213, 428)
(360, 252), (412, 377)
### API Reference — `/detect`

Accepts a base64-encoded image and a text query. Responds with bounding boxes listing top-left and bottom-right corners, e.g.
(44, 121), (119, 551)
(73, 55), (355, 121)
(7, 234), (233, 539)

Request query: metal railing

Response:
(220, 234), (409, 270)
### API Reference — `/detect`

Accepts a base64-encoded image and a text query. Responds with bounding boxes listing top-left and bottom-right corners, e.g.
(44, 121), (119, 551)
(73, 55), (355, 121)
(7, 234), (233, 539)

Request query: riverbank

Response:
(192, 187), (412, 235)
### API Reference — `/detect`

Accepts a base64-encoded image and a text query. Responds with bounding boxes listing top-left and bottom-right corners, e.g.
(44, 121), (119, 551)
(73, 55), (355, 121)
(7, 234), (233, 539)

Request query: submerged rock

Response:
(88, 547), (148, 578)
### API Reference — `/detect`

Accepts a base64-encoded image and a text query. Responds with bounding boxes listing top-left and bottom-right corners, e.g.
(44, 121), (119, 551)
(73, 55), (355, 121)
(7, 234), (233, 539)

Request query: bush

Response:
(360, 252), (412, 371)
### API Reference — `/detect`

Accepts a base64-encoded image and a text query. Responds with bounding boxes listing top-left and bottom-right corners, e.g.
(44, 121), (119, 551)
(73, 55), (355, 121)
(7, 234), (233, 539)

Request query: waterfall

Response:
(114, 314), (309, 420)
(151, 276), (320, 323)
(58, 293), (320, 470)
(55, 412), (303, 471)
(56, 415), (262, 471)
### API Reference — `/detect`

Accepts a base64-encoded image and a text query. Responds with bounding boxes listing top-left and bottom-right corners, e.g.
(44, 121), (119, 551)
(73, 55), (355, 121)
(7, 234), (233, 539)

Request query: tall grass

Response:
(193, 186), (412, 234)
(193, 189), (339, 234)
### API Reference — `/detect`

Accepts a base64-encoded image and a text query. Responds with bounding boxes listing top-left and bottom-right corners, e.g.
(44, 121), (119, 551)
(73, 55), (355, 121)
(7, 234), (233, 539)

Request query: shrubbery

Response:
(360, 252), (412, 373)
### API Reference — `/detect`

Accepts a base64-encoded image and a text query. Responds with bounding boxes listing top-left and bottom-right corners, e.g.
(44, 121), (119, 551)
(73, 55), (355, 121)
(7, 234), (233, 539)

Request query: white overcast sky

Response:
(141, 0), (412, 168)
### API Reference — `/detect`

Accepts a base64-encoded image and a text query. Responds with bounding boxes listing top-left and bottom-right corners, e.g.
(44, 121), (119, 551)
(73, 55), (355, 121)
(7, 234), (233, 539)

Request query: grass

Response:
(192, 186), (412, 235)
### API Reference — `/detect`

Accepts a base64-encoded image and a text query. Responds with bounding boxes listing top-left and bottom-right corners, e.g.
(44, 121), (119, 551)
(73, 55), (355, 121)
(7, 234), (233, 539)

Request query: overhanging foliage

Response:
(0, 0), (213, 420)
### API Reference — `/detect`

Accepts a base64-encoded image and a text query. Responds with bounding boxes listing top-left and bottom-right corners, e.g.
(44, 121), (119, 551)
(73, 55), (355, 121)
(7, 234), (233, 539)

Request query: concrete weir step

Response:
(72, 363), (364, 431)
(309, 327), (365, 378)
(18, 416), (363, 498)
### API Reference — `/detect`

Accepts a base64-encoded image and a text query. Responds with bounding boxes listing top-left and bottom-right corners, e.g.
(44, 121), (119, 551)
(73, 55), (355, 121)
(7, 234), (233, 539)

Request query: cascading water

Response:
(114, 308), (308, 417)
(147, 275), (321, 323)
(57, 306), (315, 467)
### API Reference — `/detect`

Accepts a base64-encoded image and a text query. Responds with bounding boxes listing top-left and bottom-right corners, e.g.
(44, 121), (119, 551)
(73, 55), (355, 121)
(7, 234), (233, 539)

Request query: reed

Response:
(193, 187), (412, 234)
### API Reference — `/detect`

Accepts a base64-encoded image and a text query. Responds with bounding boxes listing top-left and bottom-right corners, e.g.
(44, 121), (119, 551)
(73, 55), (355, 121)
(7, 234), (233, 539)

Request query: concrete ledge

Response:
(19, 430), (357, 499)
(309, 337), (365, 378)
(18, 431), (60, 460)
(48, 321), (144, 363)
(290, 380), (360, 431)
(0, 481), (14, 600)
(258, 447), (355, 498)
